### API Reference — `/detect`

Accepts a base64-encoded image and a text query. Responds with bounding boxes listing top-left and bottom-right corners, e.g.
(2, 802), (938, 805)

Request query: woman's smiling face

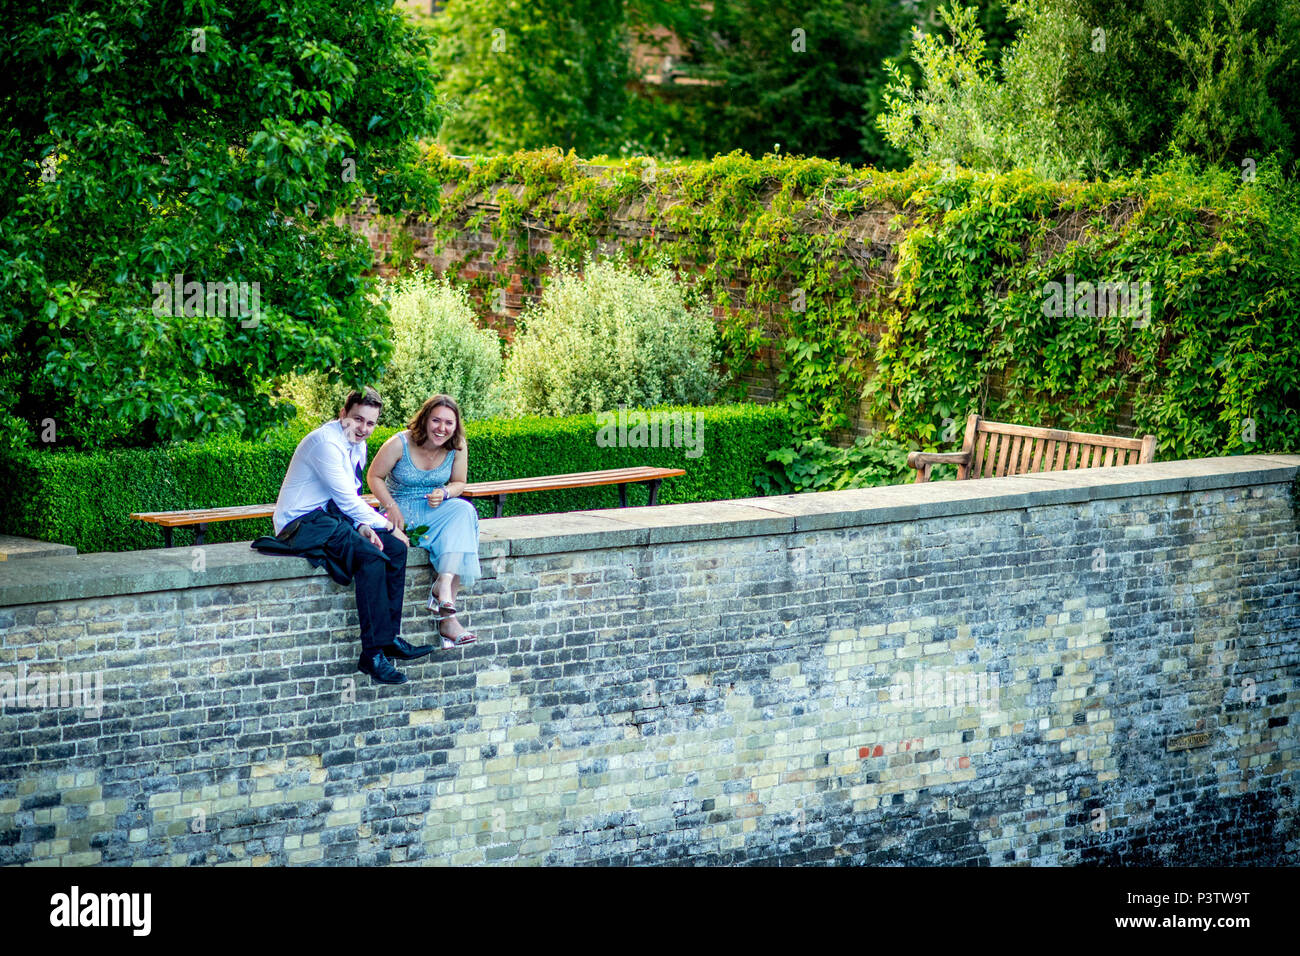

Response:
(427, 405), (457, 446)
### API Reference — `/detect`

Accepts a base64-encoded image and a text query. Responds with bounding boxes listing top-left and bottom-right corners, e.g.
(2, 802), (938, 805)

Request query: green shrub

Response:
(502, 256), (724, 416)
(0, 403), (792, 553)
(761, 433), (915, 494)
(279, 272), (507, 424)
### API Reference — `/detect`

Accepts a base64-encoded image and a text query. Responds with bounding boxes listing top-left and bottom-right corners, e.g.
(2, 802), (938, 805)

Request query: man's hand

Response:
(358, 523), (385, 552)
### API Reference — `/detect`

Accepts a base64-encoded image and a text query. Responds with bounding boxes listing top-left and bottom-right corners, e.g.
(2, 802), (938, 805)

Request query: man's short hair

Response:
(343, 386), (383, 415)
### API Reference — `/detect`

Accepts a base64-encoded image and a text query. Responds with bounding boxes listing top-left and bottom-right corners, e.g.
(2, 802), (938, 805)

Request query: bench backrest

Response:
(959, 415), (1156, 479)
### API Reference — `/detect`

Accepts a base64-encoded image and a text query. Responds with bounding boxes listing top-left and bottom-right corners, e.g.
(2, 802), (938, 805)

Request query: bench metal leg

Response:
(495, 494), (505, 519)
(619, 483), (628, 508)
(647, 479), (662, 506)
(163, 527), (174, 548)
(195, 523), (208, 547)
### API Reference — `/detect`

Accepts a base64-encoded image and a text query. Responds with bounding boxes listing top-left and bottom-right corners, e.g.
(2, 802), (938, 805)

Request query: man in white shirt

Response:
(258, 387), (432, 684)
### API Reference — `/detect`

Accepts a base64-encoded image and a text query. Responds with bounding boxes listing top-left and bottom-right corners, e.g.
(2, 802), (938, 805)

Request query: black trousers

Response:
(253, 503), (409, 652)
(352, 530), (408, 652)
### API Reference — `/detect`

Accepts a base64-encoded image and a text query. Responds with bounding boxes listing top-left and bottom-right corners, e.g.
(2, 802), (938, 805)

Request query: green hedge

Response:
(0, 404), (792, 553)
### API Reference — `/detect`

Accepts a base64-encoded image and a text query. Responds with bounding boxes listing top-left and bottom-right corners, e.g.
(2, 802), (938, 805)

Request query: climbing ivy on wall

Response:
(393, 145), (1300, 458)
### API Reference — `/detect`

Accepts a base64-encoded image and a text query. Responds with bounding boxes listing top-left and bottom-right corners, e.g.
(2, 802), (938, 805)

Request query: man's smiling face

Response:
(338, 402), (379, 444)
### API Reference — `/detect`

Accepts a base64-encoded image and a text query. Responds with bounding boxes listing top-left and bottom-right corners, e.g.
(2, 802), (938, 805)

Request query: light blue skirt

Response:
(395, 494), (481, 587)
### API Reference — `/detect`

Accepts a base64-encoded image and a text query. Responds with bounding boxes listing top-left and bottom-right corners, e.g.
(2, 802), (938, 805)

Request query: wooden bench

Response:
(906, 414), (1156, 483)
(129, 466), (685, 547)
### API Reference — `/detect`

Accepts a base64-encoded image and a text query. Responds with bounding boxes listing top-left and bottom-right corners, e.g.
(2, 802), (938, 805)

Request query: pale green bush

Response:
(278, 272), (507, 424)
(877, 2), (1103, 179)
(503, 257), (723, 416)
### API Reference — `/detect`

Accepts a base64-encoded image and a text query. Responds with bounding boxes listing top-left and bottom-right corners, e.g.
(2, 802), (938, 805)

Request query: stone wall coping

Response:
(1, 454), (1295, 608)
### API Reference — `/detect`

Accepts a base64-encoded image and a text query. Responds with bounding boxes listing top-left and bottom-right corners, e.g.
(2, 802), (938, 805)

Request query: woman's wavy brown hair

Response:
(407, 395), (466, 451)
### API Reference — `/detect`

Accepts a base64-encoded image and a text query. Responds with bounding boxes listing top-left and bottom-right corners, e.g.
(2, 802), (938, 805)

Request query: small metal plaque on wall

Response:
(1166, 731), (1212, 752)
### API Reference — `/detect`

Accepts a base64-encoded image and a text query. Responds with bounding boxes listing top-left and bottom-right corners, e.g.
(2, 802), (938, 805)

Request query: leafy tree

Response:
(429, 0), (1016, 166)
(879, 0), (1300, 178)
(641, 0), (1015, 168)
(431, 0), (635, 157)
(0, 0), (443, 451)
(878, 2), (1090, 177)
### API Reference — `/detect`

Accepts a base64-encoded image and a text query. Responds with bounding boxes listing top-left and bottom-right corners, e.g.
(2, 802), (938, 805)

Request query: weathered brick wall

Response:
(1, 456), (1297, 865)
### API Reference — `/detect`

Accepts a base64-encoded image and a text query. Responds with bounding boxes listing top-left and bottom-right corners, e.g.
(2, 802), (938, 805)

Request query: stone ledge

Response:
(0, 535), (77, 561)
(0, 454), (1295, 608)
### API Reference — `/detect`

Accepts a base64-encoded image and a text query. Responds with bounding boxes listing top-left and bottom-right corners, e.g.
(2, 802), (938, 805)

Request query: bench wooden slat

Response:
(463, 467), (683, 496)
(973, 431), (990, 477)
(1026, 436), (1039, 472)
(467, 466), (678, 485)
(1005, 435), (1023, 477)
(996, 432), (1010, 477)
(1035, 439), (1053, 473)
(1018, 436), (1035, 474)
(996, 433), (1013, 477)
(968, 420), (1150, 450)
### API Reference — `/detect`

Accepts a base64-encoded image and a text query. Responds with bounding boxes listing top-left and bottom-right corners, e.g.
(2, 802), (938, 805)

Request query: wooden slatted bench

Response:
(906, 414), (1156, 483)
(129, 466), (686, 547)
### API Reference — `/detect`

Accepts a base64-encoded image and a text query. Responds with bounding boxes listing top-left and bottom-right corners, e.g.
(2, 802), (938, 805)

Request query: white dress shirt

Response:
(272, 420), (389, 534)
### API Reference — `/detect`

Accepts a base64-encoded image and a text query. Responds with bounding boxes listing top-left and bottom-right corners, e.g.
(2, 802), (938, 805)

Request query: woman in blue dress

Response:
(368, 394), (482, 648)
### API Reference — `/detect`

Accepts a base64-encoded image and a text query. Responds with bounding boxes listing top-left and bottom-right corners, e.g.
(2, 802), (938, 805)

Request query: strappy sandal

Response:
(425, 590), (458, 616)
(438, 615), (477, 648)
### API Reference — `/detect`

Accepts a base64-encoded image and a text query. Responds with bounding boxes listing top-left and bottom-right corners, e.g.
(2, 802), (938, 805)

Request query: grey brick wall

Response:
(1, 456), (1297, 865)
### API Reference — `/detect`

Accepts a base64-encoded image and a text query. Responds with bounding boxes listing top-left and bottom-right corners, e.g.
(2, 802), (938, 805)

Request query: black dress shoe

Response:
(384, 636), (435, 661)
(357, 649), (408, 684)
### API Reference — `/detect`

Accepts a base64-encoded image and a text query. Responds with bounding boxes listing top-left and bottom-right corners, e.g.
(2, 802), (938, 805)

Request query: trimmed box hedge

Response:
(0, 403), (792, 553)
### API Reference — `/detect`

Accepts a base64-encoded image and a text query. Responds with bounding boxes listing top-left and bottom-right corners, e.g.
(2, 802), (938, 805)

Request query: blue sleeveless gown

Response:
(385, 432), (481, 587)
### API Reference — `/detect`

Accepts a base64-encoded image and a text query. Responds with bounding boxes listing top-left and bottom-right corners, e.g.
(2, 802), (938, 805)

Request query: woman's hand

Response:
(426, 488), (446, 507)
(386, 506), (406, 532)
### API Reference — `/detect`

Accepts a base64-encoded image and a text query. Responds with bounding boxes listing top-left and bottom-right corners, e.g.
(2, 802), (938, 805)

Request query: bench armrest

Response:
(906, 450), (972, 483)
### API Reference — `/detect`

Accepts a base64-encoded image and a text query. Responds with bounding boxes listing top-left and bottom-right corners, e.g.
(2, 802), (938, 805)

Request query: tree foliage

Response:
(431, 0), (636, 158)
(0, 0), (443, 451)
(643, 0), (1015, 168)
(879, 0), (1300, 179)
(429, 0), (1016, 167)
